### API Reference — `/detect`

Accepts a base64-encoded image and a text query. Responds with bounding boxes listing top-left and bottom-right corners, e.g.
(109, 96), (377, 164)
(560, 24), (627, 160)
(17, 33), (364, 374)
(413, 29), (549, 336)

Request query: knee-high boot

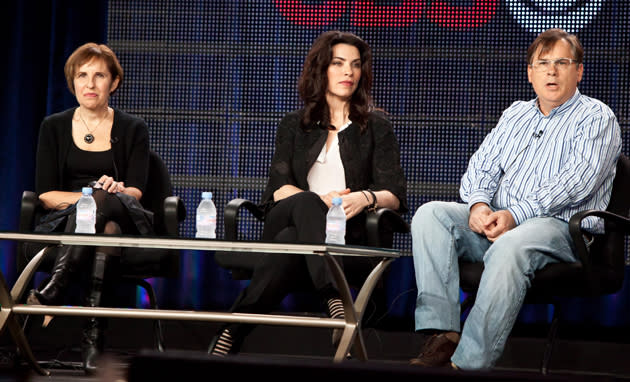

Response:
(83, 221), (121, 374)
(82, 316), (105, 375)
(83, 249), (110, 375)
(28, 245), (90, 305)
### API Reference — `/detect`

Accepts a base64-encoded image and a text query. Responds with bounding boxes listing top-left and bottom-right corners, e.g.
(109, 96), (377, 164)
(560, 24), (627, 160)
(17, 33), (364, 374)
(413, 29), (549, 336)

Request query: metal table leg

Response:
(322, 254), (395, 362)
(10, 246), (51, 301)
(0, 266), (50, 376)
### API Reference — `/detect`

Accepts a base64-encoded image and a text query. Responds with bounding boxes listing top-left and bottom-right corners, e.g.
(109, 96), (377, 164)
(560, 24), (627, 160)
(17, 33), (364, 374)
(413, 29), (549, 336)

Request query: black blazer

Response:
(35, 107), (150, 196)
(261, 109), (408, 214)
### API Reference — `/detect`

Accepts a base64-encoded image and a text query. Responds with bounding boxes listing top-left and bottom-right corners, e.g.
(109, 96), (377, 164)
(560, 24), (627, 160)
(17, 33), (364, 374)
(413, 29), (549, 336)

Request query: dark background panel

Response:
(1, 0), (629, 332)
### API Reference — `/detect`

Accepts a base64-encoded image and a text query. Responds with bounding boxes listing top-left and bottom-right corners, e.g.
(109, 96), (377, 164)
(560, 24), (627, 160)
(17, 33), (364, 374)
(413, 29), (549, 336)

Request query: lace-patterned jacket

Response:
(261, 109), (408, 218)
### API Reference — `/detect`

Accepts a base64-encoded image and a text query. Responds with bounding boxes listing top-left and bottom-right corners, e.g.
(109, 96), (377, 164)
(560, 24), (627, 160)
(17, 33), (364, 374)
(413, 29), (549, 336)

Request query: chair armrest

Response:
(224, 198), (264, 240)
(17, 191), (40, 276)
(365, 207), (410, 248)
(568, 209), (630, 271)
(20, 191), (38, 233)
(216, 198), (263, 279)
(163, 196), (186, 237)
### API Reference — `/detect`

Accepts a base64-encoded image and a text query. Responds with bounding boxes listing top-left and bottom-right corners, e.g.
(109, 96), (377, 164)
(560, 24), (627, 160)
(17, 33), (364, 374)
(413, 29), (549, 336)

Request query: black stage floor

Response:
(1, 316), (629, 381)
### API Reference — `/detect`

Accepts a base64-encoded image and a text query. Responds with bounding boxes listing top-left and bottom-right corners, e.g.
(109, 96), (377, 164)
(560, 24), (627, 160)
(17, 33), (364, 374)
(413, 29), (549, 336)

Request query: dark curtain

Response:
(0, 0), (108, 284)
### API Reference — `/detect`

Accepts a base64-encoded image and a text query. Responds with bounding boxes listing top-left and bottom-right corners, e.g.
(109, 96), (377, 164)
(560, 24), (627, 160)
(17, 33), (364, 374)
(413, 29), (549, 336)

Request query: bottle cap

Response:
(332, 197), (342, 205)
(202, 191), (213, 199)
(82, 187), (93, 195)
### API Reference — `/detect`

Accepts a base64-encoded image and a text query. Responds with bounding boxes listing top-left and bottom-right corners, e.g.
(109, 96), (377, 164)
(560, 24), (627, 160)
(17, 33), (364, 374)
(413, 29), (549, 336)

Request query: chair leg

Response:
(137, 279), (165, 352)
(541, 306), (560, 375)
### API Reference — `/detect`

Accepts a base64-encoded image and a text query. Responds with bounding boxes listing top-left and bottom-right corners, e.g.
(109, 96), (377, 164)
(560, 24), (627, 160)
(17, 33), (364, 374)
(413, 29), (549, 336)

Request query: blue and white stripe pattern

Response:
(460, 89), (621, 232)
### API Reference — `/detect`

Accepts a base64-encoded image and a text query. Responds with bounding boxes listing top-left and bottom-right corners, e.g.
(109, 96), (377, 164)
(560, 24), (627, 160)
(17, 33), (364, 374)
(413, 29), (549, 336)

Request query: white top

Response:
(307, 121), (351, 195)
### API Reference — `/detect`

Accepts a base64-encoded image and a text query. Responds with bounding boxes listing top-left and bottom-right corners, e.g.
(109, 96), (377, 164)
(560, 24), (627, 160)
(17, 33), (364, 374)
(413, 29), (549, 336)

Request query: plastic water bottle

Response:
(196, 191), (217, 239)
(75, 187), (97, 234)
(325, 197), (346, 245)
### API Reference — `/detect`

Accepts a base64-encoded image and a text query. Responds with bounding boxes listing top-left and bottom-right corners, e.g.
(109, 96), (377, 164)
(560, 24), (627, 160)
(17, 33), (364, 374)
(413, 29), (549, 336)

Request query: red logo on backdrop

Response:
(274, 0), (499, 29)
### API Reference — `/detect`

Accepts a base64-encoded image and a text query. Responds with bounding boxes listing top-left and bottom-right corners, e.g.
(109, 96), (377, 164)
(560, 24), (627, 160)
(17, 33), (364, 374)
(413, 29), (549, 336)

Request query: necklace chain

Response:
(78, 108), (109, 144)
(78, 107), (108, 134)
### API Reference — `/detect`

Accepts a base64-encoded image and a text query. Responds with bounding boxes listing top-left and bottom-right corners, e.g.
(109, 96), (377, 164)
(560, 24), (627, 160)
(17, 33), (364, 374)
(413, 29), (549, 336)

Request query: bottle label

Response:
(326, 221), (344, 231)
(76, 210), (95, 222)
(197, 216), (217, 225)
(196, 214), (217, 239)
(75, 205), (96, 233)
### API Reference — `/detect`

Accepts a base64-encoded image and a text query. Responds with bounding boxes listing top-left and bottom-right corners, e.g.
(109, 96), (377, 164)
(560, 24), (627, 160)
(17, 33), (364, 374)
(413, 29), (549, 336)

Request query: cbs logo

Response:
(274, 0), (604, 33)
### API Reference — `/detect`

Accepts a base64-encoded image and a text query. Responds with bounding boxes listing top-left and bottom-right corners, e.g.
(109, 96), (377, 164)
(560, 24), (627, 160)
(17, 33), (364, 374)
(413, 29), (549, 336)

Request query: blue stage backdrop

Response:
(103, 0), (629, 327)
(1, 1), (628, 330)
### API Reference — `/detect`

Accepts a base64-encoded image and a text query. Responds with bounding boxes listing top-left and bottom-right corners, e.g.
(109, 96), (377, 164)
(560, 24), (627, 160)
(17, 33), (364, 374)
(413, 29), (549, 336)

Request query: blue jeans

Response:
(411, 201), (578, 370)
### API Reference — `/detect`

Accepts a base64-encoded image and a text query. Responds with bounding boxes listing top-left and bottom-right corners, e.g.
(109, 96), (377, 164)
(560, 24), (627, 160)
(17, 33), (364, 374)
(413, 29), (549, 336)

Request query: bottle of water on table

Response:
(196, 191), (217, 239)
(75, 187), (96, 234)
(325, 197), (346, 245)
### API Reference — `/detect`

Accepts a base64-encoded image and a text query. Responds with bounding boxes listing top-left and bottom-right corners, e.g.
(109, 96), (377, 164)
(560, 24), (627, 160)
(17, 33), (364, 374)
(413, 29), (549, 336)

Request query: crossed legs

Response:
(209, 191), (345, 355)
(26, 190), (134, 373)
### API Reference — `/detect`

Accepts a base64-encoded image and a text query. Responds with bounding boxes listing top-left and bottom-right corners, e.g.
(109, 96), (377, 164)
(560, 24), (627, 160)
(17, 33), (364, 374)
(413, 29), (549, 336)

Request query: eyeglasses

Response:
(530, 58), (579, 72)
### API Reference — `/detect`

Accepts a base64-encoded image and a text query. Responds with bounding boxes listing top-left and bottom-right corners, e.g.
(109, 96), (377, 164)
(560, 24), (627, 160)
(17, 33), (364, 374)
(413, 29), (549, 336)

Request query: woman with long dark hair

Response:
(209, 30), (407, 355)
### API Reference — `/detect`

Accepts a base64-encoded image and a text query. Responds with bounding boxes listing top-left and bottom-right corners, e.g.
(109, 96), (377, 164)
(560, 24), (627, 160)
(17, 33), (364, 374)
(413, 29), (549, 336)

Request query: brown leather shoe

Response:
(410, 333), (458, 367)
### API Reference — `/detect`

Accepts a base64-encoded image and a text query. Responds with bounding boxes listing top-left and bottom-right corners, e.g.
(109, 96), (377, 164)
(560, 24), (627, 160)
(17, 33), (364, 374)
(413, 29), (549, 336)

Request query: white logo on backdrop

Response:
(507, 0), (605, 33)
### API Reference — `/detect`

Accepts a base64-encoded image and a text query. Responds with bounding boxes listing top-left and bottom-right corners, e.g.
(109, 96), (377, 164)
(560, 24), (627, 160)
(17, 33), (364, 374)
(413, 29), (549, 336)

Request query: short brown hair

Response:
(64, 43), (123, 95)
(527, 28), (583, 65)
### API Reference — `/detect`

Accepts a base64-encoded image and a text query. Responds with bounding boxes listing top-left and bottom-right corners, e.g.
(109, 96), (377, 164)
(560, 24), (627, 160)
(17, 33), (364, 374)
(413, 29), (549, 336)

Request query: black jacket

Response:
(32, 107), (153, 235)
(35, 107), (150, 196)
(261, 109), (408, 214)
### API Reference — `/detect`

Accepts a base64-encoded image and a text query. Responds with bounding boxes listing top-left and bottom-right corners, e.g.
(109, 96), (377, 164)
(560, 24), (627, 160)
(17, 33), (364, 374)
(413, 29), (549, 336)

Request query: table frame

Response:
(0, 232), (399, 376)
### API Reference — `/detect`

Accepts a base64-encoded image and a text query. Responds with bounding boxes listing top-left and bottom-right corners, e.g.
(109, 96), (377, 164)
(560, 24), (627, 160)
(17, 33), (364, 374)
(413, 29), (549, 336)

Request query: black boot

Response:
(82, 317), (104, 375)
(27, 245), (89, 306)
(81, 221), (121, 374)
(82, 245), (113, 375)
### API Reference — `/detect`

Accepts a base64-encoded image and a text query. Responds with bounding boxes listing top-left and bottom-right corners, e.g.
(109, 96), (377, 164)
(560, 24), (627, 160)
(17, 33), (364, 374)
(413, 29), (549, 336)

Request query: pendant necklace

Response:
(78, 108), (108, 144)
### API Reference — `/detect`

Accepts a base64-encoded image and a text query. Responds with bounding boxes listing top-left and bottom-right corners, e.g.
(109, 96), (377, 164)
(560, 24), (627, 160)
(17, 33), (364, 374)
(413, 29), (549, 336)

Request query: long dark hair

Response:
(298, 31), (373, 132)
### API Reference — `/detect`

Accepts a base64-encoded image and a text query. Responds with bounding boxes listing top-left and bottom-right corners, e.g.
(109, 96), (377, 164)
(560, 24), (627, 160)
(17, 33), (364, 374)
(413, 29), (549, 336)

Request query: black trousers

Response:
(220, 191), (373, 346)
(231, 191), (336, 314)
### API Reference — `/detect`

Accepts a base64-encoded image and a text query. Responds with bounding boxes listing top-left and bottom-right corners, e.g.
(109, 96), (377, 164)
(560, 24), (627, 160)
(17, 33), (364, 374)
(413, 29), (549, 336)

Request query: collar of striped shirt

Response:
(532, 88), (581, 117)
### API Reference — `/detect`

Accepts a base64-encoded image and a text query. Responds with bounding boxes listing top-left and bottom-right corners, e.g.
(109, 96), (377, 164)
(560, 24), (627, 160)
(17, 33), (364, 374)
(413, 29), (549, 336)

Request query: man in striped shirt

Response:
(409, 29), (621, 370)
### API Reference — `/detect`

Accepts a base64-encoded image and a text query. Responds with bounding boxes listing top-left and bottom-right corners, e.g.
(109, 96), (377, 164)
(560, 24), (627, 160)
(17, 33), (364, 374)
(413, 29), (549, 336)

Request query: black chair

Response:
(16, 149), (186, 352)
(459, 154), (630, 374)
(215, 198), (410, 326)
